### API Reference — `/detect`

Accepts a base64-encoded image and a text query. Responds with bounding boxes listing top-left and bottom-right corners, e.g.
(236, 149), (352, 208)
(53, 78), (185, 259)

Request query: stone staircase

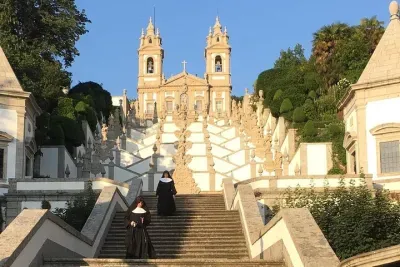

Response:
(100, 195), (248, 259)
(43, 194), (285, 266)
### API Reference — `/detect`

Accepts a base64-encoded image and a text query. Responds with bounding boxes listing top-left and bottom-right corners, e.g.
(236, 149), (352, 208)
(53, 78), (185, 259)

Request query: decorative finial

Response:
(224, 26), (228, 33)
(156, 28), (160, 36)
(141, 28), (144, 37)
(390, 1), (399, 19)
(209, 27), (212, 35)
(149, 17), (152, 23)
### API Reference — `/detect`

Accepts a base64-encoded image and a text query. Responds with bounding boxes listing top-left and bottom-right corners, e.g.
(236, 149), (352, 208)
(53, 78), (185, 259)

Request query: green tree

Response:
(54, 181), (98, 231)
(275, 180), (400, 260)
(312, 23), (353, 87)
(231, 95), (244, 103)
(69, 82), (113, 121)
(0, 0), (90, 110)
(274, 43), (306, 69)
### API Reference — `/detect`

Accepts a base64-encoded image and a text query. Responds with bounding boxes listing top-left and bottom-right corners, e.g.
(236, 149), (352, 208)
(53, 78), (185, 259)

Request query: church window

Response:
(216, 37), (220, 42)
(148, 38), (152, 44)
(147, 57), (154, 74)
(25, 156), (32, 177)
(166, 101), (173, 112)
(0, 148), (4, 179)
(379, 140), (400, 173)
(146, 103), (154, 113)
(216, 100), (223, 112)
(215, 56), (222, 72)
(195, 100), (202, 111)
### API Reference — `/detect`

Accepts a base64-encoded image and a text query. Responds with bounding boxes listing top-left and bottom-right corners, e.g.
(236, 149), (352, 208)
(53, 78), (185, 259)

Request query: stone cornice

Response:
(338, 77), (400, 111)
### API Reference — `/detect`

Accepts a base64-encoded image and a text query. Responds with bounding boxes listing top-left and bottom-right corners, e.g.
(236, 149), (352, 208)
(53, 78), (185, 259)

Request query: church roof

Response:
(357, 1), (400, 85)
(164, 71), (208, 86)
(0, 46), (24, 92)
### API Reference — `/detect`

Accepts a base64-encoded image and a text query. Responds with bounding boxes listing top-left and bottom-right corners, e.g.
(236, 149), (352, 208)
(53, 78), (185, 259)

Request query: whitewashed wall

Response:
(211, 144), (231, 157)
(0, 108), (17, 179)
(188, 157), (208, 172)
(39, 148), (58, 178)
(306, 144), (329, 175)
(223, 137), (241, 151)
(366, 97), (400, 177)
(64, 150), (77, 178)
(289, 148), (301, 176)
(128, 157), (150, 174)
(187, 144), (206, 156)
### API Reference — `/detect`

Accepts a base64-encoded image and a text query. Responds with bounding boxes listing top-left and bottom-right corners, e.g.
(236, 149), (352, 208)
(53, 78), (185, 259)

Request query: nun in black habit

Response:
(124, 196), (156, 259)
(156, 170), (177, 216)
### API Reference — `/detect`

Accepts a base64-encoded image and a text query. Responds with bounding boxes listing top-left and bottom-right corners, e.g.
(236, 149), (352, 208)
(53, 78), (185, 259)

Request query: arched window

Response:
(216, 37), (220, 42)
(215, 55), (222, 72)
(148, 38), (152, 44)
(147, 57), (154, 74)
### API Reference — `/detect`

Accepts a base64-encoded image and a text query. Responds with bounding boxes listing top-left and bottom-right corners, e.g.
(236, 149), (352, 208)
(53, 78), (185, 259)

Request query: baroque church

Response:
(135, 17), (232, 120)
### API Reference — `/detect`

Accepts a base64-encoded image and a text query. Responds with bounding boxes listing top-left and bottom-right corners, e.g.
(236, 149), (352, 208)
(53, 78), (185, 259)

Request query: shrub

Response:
(308, 90), (317, 100)
(280, 98), (293, 114)
(292, 107), (307, 123)
(273, 89), (283, 100)
(302, 120), (318, 137)
(41, 200), (51, 209)
(274, 179), (400, 260)
(54, 181), (99, 231)
(303, 99), (318, 120)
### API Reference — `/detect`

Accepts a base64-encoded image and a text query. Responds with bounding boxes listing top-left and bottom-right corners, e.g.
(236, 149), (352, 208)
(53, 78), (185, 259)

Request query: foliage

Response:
(292, 107), (307, 123)
(41, 200), (51, 210)
(231, 95), (244, 103)
(274, 179), (400, 260)
(302, 121), (318, 137)
(312, 18), (384, 87)
(0, 0), (90, 111)
(279, 98), (293, 114)
(54, 181), (99, 231)
(69, 82), (113, 121)
(274, 44), (306, 69)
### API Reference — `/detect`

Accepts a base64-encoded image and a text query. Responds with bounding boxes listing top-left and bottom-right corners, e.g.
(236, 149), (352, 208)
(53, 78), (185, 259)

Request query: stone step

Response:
(115, 210), (237, 216)
(101, 247), (247, 253)
(108, 226), (243, 233)
(104, 236), (246, 243)
(110, 221), (240, 227)
(105, 232), (245, 238)
(109, 226), (242, 234)
(99, 252), (249, 259)
(103, 239), (246, 246)
(43, 258), (284, 267)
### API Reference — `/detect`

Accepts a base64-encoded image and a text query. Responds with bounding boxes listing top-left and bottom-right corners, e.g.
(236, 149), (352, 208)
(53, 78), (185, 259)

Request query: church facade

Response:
(136, 17), (232, 120)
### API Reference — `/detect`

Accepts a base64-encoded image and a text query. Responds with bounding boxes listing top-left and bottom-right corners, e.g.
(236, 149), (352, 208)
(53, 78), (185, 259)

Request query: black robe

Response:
(124, 207), (156, 259)
(156, 178), (177, 216)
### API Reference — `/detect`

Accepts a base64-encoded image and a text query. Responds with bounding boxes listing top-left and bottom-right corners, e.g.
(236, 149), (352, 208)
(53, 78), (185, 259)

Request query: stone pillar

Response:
(15, 111), (26, 178)
(76, 161), (83, 178)
(108, 161), (115, 179)
(283, 152), (289, 176)
(121, 133), (127, 150)
(250, 150), (256, 178)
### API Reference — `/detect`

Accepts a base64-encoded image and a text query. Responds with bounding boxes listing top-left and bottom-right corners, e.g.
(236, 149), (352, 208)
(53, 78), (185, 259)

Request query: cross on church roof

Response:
(182, 60), (187, 72)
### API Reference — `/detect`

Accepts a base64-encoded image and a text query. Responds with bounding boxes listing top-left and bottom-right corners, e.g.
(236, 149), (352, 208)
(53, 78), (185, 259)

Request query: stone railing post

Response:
(222, 178), (235, 210)
(121, 134), (126, 150)
(250, 149), (256, 178)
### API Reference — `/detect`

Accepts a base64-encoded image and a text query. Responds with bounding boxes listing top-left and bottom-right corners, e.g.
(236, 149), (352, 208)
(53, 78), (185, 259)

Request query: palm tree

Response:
(312, 23), (353, 87)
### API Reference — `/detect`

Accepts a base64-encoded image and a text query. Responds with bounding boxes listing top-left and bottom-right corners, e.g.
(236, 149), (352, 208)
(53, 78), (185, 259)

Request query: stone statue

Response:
(101, 123), (108, 142)
(274, 150), (283, 169)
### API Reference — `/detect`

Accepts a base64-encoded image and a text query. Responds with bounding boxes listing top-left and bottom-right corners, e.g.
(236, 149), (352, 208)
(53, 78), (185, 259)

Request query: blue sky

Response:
(71, 0), (391, 98)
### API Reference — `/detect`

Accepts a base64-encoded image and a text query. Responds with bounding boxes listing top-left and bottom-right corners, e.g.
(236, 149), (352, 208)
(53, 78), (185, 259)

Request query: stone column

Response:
(250, 150), (256, 178)
(108, 161), (115, 179)
(121, 133), (127, 150)
(15, 111), (26, 178)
